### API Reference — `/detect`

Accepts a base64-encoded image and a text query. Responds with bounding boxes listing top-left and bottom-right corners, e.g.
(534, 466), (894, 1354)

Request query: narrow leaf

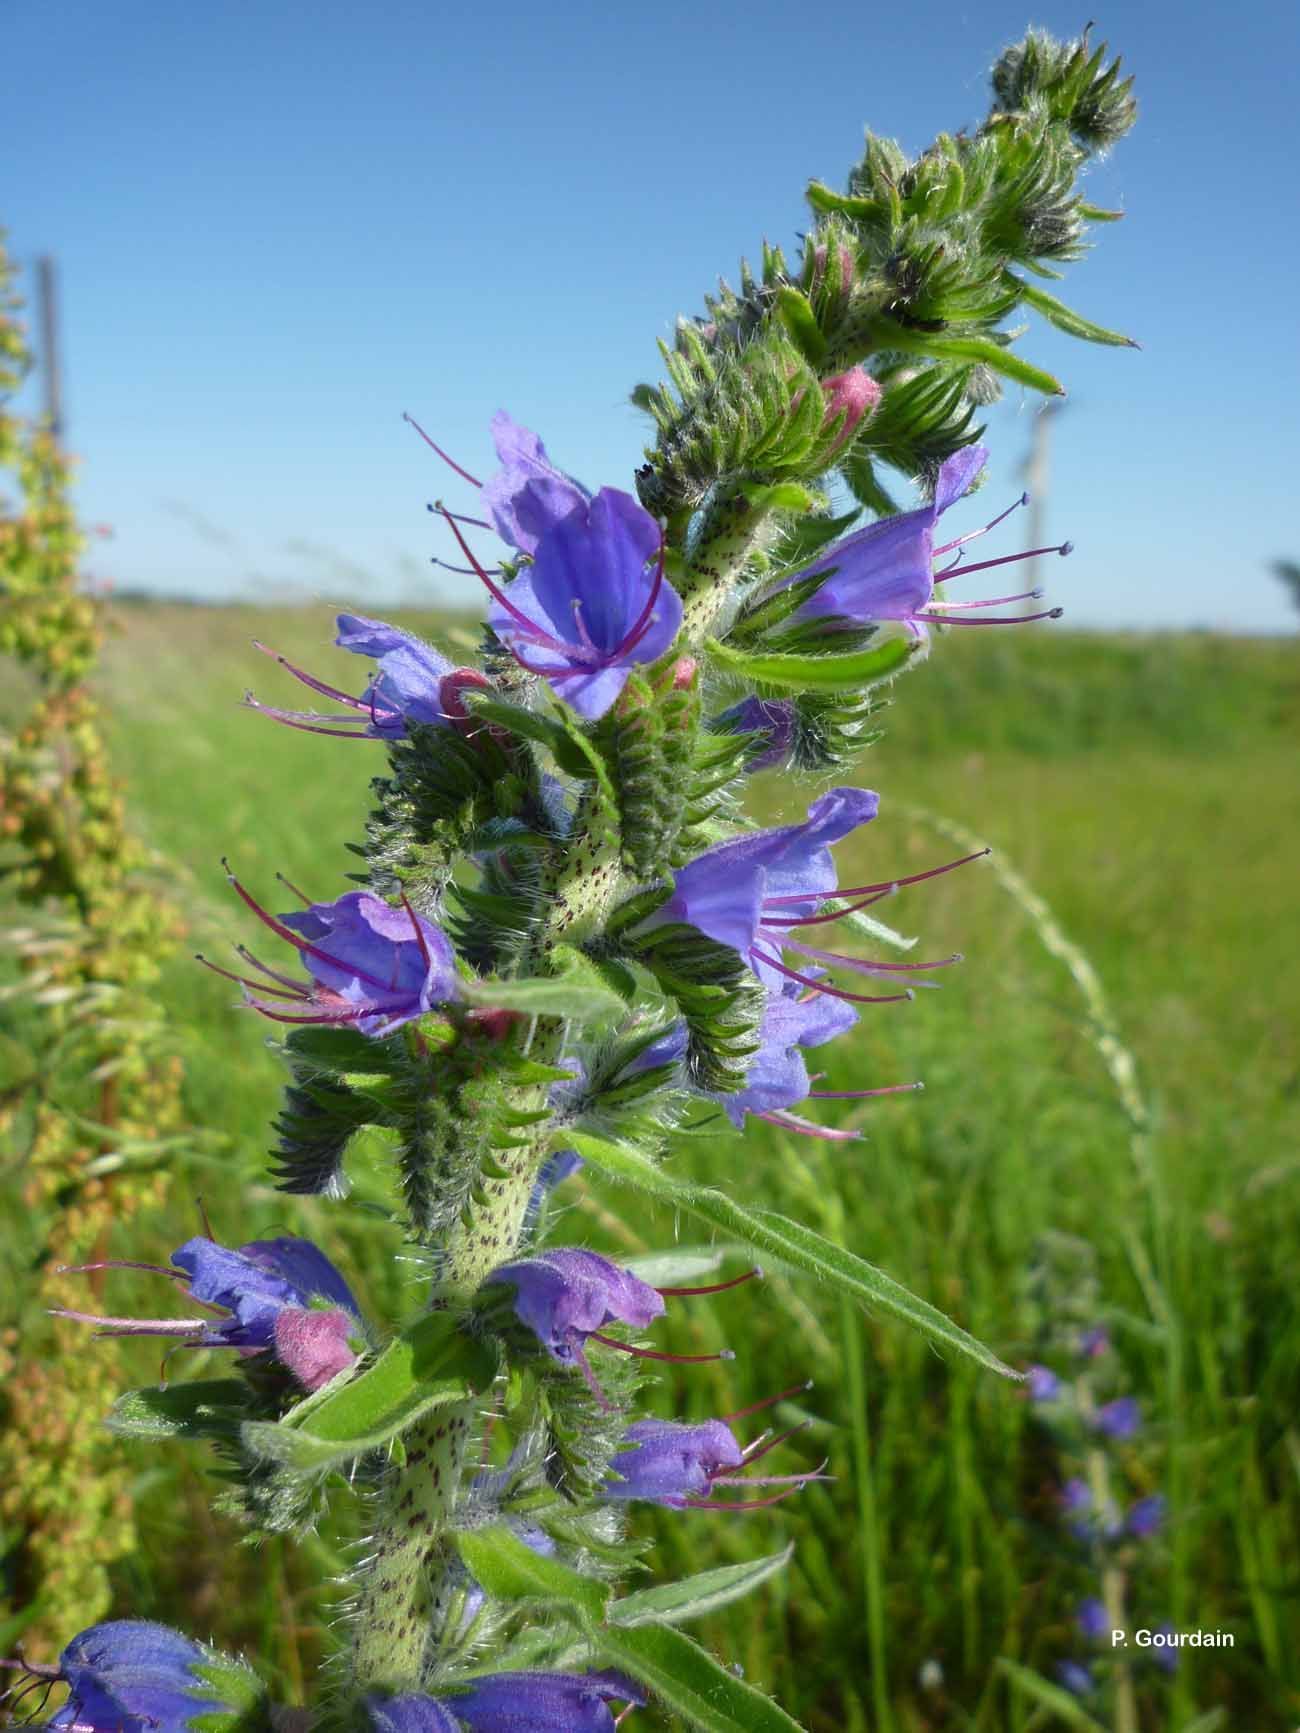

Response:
(608, 1547), (794, 1628)
(706, 634), (917, 694)
(107, 1379), (248, 1442)
(1013, 278), (1138, 348)
(455, 1525), (607, 1621)
(566, 1134), (1019, 1379)
(592, 1621), (805, 1733)
(464, 965), (624, 1022)
(774, 287), (827, 365)
(877, 321), (1066, 396)
(995, 1660), (1109, 1731)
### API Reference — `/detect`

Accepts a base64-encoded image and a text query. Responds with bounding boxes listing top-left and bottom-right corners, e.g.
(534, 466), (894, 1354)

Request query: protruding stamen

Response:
(783, 938), (961, 979)
(57, 1259), (184, 1280)
(760, 885), (898, 929)
(436, 506), (574, 653)
(243, 694), (381, 738)
(752, 948), (915, 1007)
(914, 606), (1064, 627)
(430, 555), (502, 576)
(236, 944), (312, 994)
(738, 1421), (809, 1467)
(810, 1082), (925, 1099)
(196, 953), (309, 1001)
(679, 1483), (816, 1511)
(762, 847), (990, 905)
(931, 587), (1044, 609)
(588, 1333), (735, 1365)
(251, 641), (373, 712)
(656, 1267), (763, 1298)
(932, 491), (1029, 557)
(759, 1108), (862, 1141)
(609, 534), (668, 661)
(48, 1307), (209, 1336)
(276, 872), (313, 907)
(427, 502), (492, 531)
(403, 411), (482, 487)
(223, 862), (394, 992)
(722, 1380), (813, 1423)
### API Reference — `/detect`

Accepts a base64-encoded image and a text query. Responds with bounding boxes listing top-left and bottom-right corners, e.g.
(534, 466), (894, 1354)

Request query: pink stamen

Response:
(236, 944), (313, 994)
(738, 1421), (809, 1467)
(276, 872), (313, 907)
(56, 1259), (184, 1280)
(758, 1108), (862, 1141)
(437, 507), (574, 653)
(752, 948), (915, 1007)
(762, 848), (990, 905)
(431, 556), (502, 577)
(401, 895), (433, 968)
(932, 491), (1029, 557)
(48, 1307), (208, 1335)
(251, 641), (374, 712)
(223, 863), (395, 993)
(243, 694), (381, 739)
(656, 1268), (763, 1298)
(609, 534), (669, 661)
(588, 1333), (735, 1365)
(241, 1000), (374, 1026)
(759, 885), (898, 929)
(722, 1380), (812, 1423)
(678, 1484), (814, 1511)
(427, 502), (493, 531)
(782, 937), (960, 978)
(930, 587), (1044, 609)
(196, 953), (309, 1001)
(933, 541), (1070, 579)
(914, 607), (1063, 627)
(403, 411), (482, 487)
(711, 1467), (827, 1489)
(810, 1082), (924, 1099)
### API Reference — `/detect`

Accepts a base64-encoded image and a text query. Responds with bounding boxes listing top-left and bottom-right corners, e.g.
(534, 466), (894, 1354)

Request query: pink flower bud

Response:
(820, 368), (881, 450)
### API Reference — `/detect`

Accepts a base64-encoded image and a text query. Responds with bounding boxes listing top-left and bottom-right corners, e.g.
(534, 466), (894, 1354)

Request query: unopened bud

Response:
(820, 367), (881, 451)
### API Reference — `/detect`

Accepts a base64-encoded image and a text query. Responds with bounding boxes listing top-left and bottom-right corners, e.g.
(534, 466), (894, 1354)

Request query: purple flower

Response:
(604, 1414), (823, 1510)
(1027, 1364), (1062, 1403)
(485, 1248), (665, 1366)
(367, 1696), (461, 1733)
(1054, 1660), (1094, 1697)
(452, 1670), (645, 1732)
(52, 1235), (364, 1392)
(1061, 1477), (1092, 1516)
(1078, 1324), (1110, 1359)
(481, 412), (591, 557)
(475, 487), (682, 720)
(1093, 1397), (1141, 1440)
(770, 444), (1067, 637)
(211, 880), (458, 1037)
(646, 787), (968, 1012)
(244, 615), (484, 741)
(47, 1622), (246, 1733)
(1127, 1493), (1166, 1538)
(717, 696), (797, 772)
(1077, 1597), (1110, 1641)
(1149, 1624), (1179, 1673)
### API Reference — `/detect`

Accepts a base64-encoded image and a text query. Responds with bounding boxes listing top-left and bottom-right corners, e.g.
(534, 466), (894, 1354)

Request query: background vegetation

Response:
(5, 604), (1295, 1728)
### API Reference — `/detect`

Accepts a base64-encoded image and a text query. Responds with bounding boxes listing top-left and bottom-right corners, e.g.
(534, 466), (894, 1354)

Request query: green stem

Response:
(842, 1295), (893, 1733)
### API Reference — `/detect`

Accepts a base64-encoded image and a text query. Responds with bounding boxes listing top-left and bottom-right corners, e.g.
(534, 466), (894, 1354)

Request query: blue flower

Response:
(48, 1622), (253, 1733)
(368, 1672), (645, 1733)
(769, 444), (1067, 637)
(1027, 1364), (1062, 1403)
(244, 615), (475, 740)
(1127, 1493), (1166, 1538)
(481, 412), (591, 557)
(485, 1248), (665, 1365)
(604, 1414), (823, 1510)
(1077, 1597), (1110, 1641)
(1054, 1659), (1094, 1697)
(477, 487), (682, 720)
(213, 880), (458, 1037)
(1093, 1397), (1141, 1440)
(53, 1235), (364, 1392)
(716, 696), (797, 773)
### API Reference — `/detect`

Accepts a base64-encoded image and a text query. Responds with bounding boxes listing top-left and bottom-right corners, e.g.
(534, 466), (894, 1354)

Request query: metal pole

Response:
(36, 254), (63, 440)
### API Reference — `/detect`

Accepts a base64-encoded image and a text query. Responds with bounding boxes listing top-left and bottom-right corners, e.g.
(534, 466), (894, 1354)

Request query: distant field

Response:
(8, 605), (1300, 1728)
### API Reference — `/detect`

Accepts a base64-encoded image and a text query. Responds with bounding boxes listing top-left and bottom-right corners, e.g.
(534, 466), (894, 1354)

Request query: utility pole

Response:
(36, 254), (63, 440)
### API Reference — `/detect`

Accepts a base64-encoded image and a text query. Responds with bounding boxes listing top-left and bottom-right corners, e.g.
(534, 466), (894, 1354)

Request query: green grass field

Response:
(7, 605), (1299, 1729)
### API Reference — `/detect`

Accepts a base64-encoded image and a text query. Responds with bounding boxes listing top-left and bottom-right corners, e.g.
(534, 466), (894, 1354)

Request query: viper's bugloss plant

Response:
(11, 27), (1139, 1730)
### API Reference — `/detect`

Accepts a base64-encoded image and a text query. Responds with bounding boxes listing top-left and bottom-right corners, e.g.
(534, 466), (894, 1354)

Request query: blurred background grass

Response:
(4, 604), (1298, 1729)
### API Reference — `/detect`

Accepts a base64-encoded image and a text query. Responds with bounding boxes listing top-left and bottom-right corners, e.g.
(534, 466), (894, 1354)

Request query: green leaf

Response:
(706, 634), (917, 693)
(1012, 277), (1138, 348)
(592, 1621), (805, 1733)
(608, 1547), (793, 1628)
(774, 287), (827, 365)
(877, 321), (1066, 396)
(242, 1311), (496, 1471)
(463, 949), (625, 1022)
(995, 1660), (1109, 1730)
(565, 1134), (1019, 1379)
(805, 178), (887, 224)
(106, 1379), (248, 1442)
(621, 1249), (727, 1285)
(1079, 201), (1125, 222)
(454, 1524), (607, 1621)
(737, 480), (823, 516)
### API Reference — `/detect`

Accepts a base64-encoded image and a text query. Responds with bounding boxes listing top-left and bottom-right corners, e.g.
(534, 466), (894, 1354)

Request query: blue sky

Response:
(6, 0), (1298, 629)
